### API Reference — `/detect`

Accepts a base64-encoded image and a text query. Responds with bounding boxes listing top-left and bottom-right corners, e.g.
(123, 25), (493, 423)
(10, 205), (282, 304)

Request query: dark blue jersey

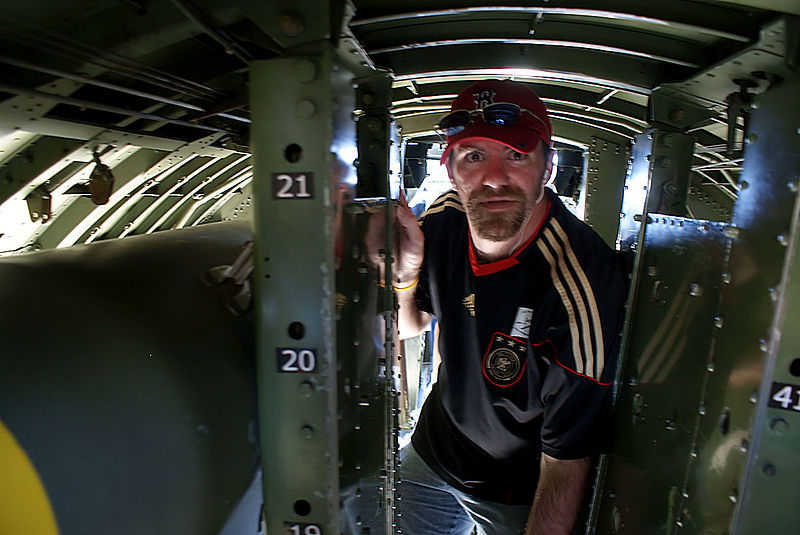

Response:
(410, 188), (627, 504)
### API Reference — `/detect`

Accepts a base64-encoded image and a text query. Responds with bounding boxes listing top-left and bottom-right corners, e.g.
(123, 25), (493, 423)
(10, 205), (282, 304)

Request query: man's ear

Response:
(543, 148), (554, 184)
(444, 156), (458, 190)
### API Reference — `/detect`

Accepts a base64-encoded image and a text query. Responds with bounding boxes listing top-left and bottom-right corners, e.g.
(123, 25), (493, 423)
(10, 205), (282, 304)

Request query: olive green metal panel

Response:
(728, 73), (800, 534)
(617, 132), (652, 250)
(686, 182), (733, 223)
(582, 136), (628, 248)
(596, 217), (731, 534)
(0, 222), (259, 535)
(251, 43), (356, 533)
(336, 201), (397, 535)
(595, 72), (800, 535)
(617, 130), (696, 250)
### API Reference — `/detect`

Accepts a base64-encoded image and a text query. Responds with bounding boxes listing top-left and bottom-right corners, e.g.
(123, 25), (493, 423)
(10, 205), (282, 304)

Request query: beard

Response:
(464, 185), (533, 242)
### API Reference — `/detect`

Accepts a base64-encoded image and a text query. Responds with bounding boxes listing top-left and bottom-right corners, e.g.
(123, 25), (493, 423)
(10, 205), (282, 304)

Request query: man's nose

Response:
(480, 156), (510, 189)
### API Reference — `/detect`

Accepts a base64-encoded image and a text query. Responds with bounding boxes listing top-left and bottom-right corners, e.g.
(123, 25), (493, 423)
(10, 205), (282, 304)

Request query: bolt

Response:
(722, 272), (732, 284)
(301, 425), (314, 439)
(762, 463), (776, 477)
(298, 381), (314, 397)
(778, 234), (789, 246)
(749, 391), (758, 404)
(669, 108), (686, 122)
(769, 287), (778, 302)
(279, 11), (305, 37)
(689, 283), (703, 297)
(296, 99), (317, 119)
(714, 317), (724, 328)
(745, 133), (757, 144)
(294, 59), (317, 83)
(707, 362), (716, 373)
(699, 405), (707, 416)
(770, 417), (789, 433)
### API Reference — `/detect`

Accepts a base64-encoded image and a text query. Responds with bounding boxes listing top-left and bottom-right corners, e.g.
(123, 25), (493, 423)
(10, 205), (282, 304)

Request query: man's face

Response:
(446, 139), (551, 242)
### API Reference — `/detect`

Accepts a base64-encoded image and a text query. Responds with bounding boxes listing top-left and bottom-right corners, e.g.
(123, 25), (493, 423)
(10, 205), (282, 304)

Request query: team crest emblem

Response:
(482, 332), (527, 387)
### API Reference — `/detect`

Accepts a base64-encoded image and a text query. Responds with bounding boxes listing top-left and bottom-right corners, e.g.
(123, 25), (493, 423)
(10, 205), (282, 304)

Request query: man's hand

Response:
(364, 191), (424, 284)
(526, 454), (590, 535)
(363, 192), (429, 338)
(392, 190), (425, 285)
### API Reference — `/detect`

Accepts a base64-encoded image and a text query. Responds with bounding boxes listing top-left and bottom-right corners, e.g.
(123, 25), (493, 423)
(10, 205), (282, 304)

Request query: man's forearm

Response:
(526, 454), (590, 535)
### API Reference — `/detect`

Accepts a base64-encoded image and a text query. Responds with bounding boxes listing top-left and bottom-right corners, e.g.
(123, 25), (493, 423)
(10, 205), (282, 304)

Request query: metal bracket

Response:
(204, 241), (254, 315)
(649, 87), (717, 132)
(724, 78), (758, 156)
(24, 184), (51, 223)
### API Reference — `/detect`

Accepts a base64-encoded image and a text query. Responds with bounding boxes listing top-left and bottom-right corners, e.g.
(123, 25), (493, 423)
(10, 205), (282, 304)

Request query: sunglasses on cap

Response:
(436, 102), (550, 137)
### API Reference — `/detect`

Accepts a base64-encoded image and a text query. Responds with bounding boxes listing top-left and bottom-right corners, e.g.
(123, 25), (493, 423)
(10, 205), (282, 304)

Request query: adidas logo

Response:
(462, 294), (475, 316)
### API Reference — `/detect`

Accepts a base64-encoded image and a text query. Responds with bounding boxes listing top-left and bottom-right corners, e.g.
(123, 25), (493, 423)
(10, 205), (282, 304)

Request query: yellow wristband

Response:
(392, 277), (419, 292)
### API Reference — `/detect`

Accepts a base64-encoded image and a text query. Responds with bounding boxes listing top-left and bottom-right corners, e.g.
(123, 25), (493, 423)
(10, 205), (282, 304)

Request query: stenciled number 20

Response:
(277, 348), (317, 373)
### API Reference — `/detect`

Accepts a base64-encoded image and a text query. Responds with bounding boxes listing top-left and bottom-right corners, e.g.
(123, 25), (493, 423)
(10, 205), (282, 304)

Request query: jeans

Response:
(395, 444), (531, 535)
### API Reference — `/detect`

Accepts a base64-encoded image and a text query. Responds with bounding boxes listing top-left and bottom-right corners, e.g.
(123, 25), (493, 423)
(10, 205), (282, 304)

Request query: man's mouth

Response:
(477, 197), (519, 211)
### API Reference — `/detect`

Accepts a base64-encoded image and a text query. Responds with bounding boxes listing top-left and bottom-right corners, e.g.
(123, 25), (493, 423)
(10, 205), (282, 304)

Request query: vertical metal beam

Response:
(730, 73), (800, 534)
(355, 71), (397, 198)
(251, 40), (356, 535)
(582, 136), (628, 247)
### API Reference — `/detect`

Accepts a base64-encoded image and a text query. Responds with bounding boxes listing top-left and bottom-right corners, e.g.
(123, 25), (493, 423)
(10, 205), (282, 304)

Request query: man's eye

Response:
(509, 151), (527, 161)
(467, 152), (483, 162)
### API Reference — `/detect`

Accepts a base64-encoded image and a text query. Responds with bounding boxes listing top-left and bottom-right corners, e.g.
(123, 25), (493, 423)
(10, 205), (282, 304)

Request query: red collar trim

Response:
(468, 198), (551, 277)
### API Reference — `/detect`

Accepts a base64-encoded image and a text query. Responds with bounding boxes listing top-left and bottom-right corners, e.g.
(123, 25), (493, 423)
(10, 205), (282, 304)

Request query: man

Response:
(391, 80), (627, 535)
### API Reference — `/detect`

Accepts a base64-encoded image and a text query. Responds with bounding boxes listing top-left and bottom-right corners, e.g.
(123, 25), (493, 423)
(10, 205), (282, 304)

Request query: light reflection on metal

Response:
(548, 113), (635, 139)
(78, 154), (203, 245)
(596, 89), (619, 105)
(351, 7), (750, 42)
(187, 174), (253, 228)
(145, 156), (252, 233)
(370, 39), (698, 68)
(118, 156), (224, 237)
(549, 110), (643, 134)
(692, 159), (744, 171)
(393, 69), (652, 95)
(393, 94), (458, 107)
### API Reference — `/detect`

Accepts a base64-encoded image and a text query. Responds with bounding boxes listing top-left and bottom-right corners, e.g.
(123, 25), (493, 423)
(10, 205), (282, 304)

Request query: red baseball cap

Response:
(440, 80), (552, 162)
